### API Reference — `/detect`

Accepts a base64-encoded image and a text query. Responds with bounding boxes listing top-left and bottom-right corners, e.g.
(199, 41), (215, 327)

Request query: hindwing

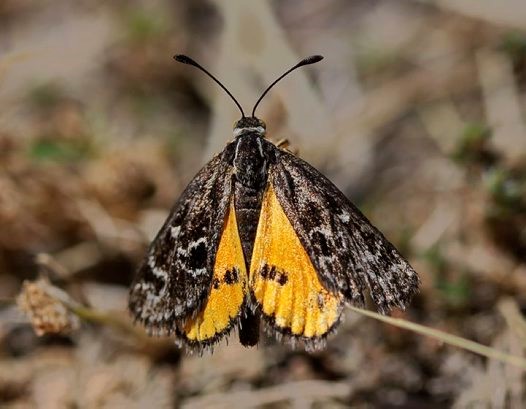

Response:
(178, 199), (247, 348)
(249, 183), (343, 350)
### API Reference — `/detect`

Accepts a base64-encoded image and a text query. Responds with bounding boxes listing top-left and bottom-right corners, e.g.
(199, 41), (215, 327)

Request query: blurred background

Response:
(1, 1), (526, 408)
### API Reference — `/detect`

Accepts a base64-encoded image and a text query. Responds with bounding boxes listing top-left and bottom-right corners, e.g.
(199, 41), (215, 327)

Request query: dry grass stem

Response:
(349, 306), (526, 370)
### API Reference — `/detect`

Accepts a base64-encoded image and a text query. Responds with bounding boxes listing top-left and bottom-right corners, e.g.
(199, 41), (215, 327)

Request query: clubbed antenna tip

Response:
(301, 55), (324, 65)
(251, 55), (324, 117)
(174, 54), (198, 66)
(174, 54), (246, 118)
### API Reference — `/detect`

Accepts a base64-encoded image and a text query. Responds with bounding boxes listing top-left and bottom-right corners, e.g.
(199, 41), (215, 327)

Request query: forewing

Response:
(129, 151), (234, 334)
(270, 146), (419, 314)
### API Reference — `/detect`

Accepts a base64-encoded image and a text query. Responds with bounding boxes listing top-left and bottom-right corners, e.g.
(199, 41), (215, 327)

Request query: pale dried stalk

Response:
(349, 306), (526, 370)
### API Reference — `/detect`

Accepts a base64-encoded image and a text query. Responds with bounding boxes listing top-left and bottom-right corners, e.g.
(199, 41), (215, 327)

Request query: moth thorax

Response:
(233, 117), (267, 138)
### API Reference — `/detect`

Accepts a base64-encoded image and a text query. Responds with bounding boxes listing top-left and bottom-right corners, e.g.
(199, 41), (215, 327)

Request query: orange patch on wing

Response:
(250, 185), (342, 339)
(182, 202), (247, 343)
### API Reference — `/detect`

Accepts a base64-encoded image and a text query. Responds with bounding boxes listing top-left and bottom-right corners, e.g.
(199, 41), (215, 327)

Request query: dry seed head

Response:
(17, 278), (79, 336)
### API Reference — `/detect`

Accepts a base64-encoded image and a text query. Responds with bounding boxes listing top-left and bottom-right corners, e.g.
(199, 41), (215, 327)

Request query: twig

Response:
(43, 282), (145, 339)
(70, 304), (149, 340)
(0, 298), (15, 306)
(0, 52), (31, 86)
(181, 380), (349, 409)
(27, 277), (147, 340)
(36, 253), (72, 280)
(476, 49), (526, 165)
(349, 306), (526, 370)
(411, 0), (526, 31)
(498, 298), (526, 348)
(74, 198), (144, 245)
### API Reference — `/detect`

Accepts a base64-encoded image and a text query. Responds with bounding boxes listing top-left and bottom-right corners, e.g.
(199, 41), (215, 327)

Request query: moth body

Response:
(129, 55), (420, 353)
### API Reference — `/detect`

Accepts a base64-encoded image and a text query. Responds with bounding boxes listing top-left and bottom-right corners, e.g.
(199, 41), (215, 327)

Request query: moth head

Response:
(233, 117), (266, 138)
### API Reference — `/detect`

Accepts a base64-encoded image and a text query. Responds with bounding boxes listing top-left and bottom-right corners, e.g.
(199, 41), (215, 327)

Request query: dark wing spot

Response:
(276, 271), (288, 285)
(212, 277), (221, 289)
(141, 264), (165, 293)
(224, 268), (239, 285)
(261, 264), (288, 285)
(260, 264), (270, 279)
(311, 230), (330, 255)
(189, 241), (207, 269)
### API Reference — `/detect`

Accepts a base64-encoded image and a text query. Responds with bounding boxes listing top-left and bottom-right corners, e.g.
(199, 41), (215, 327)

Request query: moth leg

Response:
(275, 138), (299, 155)
(276, 138), (290, 148)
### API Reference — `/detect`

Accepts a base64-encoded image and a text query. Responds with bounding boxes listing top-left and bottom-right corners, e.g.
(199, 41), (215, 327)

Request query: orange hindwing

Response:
(180, 201), (247, 346)
(249, 184), (342, 347)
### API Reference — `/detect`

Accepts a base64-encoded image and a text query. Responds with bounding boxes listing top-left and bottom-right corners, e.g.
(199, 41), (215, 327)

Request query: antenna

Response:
(251, 55), (323, 117)
(174, 54), (246, 118)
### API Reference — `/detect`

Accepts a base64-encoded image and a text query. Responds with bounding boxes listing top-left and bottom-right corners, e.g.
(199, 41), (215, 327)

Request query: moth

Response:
(129, 54), (419, 352)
